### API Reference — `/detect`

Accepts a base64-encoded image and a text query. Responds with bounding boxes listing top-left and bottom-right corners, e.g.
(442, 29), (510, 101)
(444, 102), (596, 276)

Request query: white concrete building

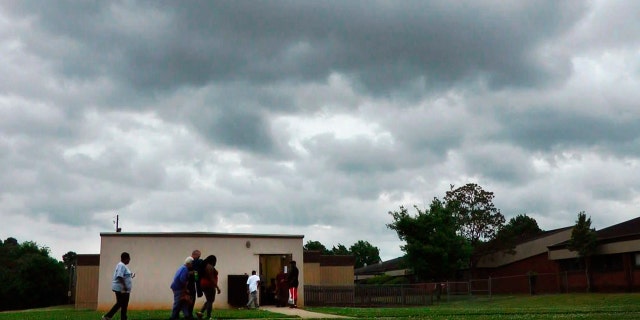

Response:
(97, 232), (304, 310)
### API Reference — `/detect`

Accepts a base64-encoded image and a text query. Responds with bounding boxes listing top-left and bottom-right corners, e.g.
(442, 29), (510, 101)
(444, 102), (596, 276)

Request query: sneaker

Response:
(196, 312), (203, 319)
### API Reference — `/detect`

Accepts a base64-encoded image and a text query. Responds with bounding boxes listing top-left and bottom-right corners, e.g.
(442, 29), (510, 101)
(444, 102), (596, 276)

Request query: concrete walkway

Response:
(259, 306), (352, 319)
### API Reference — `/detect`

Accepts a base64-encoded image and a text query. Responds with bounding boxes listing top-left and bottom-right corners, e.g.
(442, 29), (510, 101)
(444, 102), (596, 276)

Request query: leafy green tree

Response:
(567, 211), (598, 292)
(444, 183), (506, 244)
(387, 199), (471, 281)
(493, 214), (543, 252)
(303, 240), (331, 254)
(331, 244), (350, 255)
(62, 251), (78, 303)
(444, 183), (505, 276)
(0, 238), (68, 311)
(349, 240), (381, 268)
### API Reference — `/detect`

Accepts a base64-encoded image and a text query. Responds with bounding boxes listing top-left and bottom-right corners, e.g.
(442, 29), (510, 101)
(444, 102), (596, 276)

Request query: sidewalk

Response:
(259, 306), (352, 319)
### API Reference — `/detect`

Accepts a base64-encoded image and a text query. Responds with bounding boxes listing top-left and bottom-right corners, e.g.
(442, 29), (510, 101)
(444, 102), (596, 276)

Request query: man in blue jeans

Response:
(170, 257), (194, 320)
(246, 270), (260, 309)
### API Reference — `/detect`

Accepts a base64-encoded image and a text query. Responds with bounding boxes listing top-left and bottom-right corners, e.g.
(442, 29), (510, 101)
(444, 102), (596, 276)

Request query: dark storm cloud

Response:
(6, 0), (586, 96)
(496, 108), (640, 153)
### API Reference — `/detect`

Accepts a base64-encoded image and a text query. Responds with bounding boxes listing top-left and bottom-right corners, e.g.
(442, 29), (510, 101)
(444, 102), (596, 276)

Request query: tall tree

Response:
(303, 240), (331, 255)
(567, 211), (598, 292)
(444, 183), (505, 276)
(62, 251), (78, 303)
(0, 238), (68, 311)
(444, 183), (506, 244)
(493, 214), (543, 252)
(387, 199), (471, 281)
(331, 244), (350, 255)
(349, 240), (381, 268)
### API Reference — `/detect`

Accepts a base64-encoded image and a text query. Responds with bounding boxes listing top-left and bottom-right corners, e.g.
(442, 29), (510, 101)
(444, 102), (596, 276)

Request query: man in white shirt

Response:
(245, 270), (260, 309)
(102, 252), (134, 320)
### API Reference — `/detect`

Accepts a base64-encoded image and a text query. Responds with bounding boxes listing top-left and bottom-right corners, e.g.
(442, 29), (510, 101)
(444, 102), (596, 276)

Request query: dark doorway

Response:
(259, 254), (291, 306)
(227, 274), (249, 307)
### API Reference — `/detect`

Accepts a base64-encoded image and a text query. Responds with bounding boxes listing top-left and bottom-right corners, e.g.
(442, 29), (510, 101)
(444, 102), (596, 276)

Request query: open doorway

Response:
(259, 254), (291, 306)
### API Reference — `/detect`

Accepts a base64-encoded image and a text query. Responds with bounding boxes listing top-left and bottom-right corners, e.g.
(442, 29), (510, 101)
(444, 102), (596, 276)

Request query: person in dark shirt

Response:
(286, 260), (299, 308)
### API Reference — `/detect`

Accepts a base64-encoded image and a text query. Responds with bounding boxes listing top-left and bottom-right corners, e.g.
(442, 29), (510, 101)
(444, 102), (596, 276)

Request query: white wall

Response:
(98, 232), (304, 310)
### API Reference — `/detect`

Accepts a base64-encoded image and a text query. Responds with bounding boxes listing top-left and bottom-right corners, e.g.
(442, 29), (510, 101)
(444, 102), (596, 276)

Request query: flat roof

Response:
(100, 232), (304, 239)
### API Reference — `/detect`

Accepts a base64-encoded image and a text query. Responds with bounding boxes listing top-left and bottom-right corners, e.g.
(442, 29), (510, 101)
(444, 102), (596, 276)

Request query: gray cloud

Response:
(1, 1), (639, 262)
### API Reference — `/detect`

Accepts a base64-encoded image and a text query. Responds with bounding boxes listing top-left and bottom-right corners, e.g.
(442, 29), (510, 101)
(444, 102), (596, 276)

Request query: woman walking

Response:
(197, 255), (221, 320)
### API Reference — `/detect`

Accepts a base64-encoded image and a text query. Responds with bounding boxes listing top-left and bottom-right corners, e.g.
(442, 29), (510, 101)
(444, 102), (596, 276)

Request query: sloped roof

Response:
(596, 216), (640, 240)
(548, 216), (640, 250)
(354, 257), (405, 275)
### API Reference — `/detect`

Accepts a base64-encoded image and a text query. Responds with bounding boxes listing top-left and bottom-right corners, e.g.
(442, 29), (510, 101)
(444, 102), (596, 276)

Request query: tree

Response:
(444, 183), (506, 244)
(303, 240), (331, 255)
(387, 199), (471, 281)
(349, 240), (381, 268)
(444, 183), (505, 276)
(567, 211), (598, 292)
(0, 238), (68, 311)
(62, 251), (78, 303)
(493, 214), (543, 252)
(331, 244), (350, 255)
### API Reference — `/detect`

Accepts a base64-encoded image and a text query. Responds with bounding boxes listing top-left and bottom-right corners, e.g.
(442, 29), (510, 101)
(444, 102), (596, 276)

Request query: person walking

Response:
(188, 250), (202, 318)
(102, 252), (134, 320)
(246, 270), (260, 309)
(196, 255), (221, 320)
(287, 260), (299, 308)
(170, 257), (195, 320)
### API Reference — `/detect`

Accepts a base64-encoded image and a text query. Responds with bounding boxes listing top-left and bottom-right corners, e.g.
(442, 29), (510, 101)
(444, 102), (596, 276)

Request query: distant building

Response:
(355, 216), (640, 293)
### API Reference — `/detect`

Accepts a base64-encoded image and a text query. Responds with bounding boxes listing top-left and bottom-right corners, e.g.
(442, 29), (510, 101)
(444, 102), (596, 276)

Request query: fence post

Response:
(489, 277), (492, 299)
(446, 281), (450, 302)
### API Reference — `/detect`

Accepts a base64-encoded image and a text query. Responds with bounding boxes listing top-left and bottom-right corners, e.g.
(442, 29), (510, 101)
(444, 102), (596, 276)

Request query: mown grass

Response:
(2, 294), (640, 319)
(308, 293), (640, 319)
(0, 308), (296, 320)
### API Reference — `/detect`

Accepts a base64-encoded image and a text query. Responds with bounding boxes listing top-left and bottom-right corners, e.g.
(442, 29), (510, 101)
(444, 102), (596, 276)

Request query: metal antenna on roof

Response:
(114, 214), (122, 232)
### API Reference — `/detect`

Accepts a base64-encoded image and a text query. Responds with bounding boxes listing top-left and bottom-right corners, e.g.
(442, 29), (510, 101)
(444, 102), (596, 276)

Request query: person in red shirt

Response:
(197, 255), (221, 320)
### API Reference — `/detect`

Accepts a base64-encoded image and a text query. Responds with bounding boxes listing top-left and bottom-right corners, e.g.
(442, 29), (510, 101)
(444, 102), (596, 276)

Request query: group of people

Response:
(170, 249), (221, 320)
(245, 260), (298, 309)
(100, 250), (299, 320)
(101, 249), (221, 320)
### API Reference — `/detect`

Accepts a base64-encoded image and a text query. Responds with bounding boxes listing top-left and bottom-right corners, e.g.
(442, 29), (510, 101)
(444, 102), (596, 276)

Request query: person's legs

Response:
(209, 291), (217, 318)
(293, 286), (298, 306)
(119, 292), (130, 320)
(188, 292), (196, 319)
(170, 290), (182, 320)
(104, 291), (121, 319)
(246, 291), (258, 309)
(198, 288), (213, 319)
(181, 298), (193, 319)
(288, 287), (298, 307)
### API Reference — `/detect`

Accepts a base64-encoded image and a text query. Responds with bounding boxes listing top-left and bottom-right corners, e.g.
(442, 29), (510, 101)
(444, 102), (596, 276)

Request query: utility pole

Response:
(115, 214), (122, 232)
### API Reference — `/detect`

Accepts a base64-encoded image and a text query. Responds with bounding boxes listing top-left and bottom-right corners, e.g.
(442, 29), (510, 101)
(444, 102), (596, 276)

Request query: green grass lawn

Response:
(2, 294), (640, 319)
(309, 293), (640, 319)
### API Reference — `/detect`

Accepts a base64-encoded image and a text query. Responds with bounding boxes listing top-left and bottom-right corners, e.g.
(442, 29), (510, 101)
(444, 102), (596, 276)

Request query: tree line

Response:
(303, 240), (381, 269)
(385, 183), (597, 283)
(0, 237), (77, 311)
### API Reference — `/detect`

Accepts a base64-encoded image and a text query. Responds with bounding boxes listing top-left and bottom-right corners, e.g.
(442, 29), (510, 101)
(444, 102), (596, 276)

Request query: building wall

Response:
(320, 266), (354, 285)
(304, 262), (321, 285)
(76, 265), (99, 309)
(303, 251), (354, 286)
(98, 233), (303, 310)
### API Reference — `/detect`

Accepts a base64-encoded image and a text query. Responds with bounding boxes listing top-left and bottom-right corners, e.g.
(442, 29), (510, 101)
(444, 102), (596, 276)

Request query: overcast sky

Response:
(1, 1), (639, 262)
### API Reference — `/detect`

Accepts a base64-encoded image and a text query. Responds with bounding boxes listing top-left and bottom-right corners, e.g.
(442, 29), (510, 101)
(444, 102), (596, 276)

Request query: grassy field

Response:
(310, 293), (640, 319)
(2, 293), (640, 319)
